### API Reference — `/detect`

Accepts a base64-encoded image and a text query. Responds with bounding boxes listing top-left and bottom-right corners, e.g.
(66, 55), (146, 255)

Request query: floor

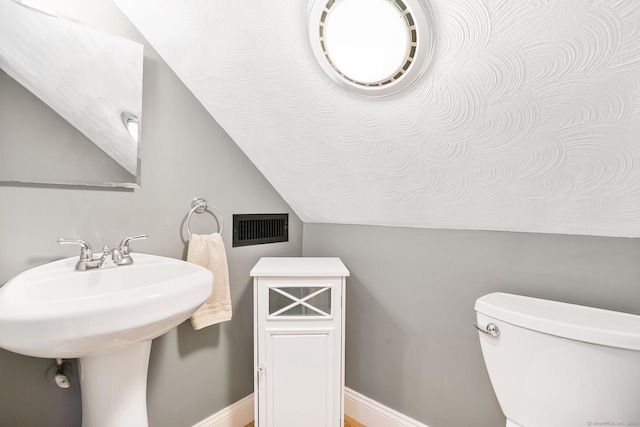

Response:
(344, 416), (366, 427)
(244, 416), (364, 426)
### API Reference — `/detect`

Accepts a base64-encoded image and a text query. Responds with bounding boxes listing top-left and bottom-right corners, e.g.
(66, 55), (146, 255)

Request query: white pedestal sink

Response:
(0, 253), (213, 427)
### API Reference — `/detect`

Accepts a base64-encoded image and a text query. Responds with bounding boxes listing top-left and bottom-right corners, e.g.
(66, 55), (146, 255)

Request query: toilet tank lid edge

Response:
(474, 292), (640, 351)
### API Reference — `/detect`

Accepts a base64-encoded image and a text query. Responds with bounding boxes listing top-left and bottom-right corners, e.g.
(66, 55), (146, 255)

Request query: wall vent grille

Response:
(232, 214), (289, 247)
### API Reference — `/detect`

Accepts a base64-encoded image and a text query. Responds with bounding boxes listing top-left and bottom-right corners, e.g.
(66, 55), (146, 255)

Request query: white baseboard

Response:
(193, 388), (428, 427)
(344, 388), (429, 427)
(192, 394), (254, 427)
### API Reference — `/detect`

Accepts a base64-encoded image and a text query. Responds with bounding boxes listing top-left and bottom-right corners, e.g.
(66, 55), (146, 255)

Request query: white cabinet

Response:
(251, 257), (349, 427)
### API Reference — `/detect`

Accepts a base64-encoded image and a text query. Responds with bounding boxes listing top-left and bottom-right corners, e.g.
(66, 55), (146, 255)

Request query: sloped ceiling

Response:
(115, 0), (640, 237)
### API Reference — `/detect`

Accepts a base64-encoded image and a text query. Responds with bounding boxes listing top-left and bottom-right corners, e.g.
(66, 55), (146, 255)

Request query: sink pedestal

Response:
(79, 341), (152, 427)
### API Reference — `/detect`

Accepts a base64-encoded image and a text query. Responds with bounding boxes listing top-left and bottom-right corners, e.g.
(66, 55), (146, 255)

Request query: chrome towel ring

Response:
(186, 197), (224, 236)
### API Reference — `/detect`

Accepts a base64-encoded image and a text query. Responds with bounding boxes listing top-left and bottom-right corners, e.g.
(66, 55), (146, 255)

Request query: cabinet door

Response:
(262, 328), (335, 427)
(256, 277), (343, 427)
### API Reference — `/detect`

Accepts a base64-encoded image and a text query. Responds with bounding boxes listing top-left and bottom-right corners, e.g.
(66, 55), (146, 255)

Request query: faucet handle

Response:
(118, 234), (148, 254)
(114, 234), (147, 266)
(57, 238), (93, 260)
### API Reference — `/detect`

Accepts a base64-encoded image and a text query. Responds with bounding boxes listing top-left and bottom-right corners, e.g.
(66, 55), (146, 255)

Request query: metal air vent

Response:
(232, 214), (289, 247)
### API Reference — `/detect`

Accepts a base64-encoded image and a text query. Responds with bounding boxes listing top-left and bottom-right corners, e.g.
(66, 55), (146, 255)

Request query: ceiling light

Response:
(307, 0), (434, 96)
(121, 112), (139, 143)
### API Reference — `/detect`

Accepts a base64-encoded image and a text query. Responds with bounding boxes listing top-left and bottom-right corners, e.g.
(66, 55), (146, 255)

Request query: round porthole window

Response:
(307, 0), (434, 97)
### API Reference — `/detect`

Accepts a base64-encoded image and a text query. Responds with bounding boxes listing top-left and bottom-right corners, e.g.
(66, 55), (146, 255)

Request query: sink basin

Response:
(0, 253), (213, 427)
(0, 253), (213, 358)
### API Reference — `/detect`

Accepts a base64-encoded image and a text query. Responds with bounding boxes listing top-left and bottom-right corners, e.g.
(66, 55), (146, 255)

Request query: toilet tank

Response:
(475, 292), (640, 427)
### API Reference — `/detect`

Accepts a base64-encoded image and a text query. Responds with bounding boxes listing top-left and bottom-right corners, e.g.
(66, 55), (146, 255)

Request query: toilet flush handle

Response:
(473, 323), (500, 337)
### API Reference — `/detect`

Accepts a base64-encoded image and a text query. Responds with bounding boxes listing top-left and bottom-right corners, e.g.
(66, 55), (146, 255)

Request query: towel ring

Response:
(186, 198), (224, 236)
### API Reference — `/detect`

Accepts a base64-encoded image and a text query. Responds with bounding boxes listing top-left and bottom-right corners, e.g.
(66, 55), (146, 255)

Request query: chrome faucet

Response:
(57, 234), (148, 271)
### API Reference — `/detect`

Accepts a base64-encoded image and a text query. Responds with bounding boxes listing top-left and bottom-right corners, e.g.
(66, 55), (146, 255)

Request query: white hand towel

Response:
(187, 233), (232, 330)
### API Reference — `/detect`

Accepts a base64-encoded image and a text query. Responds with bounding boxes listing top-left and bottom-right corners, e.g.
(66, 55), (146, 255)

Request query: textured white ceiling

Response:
(115, 0), (640, 237)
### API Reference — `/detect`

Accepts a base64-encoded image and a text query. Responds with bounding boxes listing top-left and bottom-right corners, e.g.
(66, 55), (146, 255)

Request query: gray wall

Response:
(0, 2), (302, 426)
(303, 223), (640, 427)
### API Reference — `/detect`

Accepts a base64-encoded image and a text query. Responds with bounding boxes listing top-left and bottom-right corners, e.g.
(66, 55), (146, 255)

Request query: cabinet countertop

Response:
(250, 257), (350, 277)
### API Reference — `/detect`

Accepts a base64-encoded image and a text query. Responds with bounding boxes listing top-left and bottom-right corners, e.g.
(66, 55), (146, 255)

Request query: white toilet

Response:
(474, 292), (640, 427)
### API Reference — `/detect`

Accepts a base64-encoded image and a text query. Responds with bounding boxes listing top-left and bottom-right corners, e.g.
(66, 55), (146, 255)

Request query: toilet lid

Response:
(475, 292), (640, 351)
